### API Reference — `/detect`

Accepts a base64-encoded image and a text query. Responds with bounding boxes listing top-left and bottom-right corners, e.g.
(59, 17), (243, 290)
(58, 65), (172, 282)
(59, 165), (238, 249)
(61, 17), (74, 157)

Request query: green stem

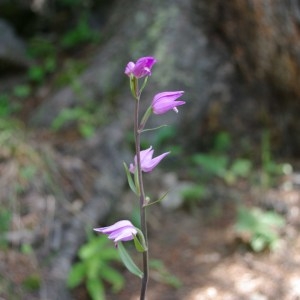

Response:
(133, 81), (149, 300)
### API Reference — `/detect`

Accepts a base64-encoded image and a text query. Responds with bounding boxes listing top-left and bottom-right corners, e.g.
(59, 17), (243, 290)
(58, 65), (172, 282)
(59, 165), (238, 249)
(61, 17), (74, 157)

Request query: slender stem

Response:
(133, 84), (149, 300)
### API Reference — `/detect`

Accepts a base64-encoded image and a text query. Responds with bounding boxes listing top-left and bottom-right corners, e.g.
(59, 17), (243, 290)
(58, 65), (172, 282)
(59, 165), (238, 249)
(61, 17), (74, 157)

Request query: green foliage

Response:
(0, 94), (11, 117)
(117, 242), (143, 279)
(260, 130), (291, 187)
(235, 206), (285, 252)
(130, 206), (141, 228)
(67, 234), (124, 300)
(60, 15), (99, 49)
(225, 158), (252, 184)
(190, 132), (252, 184)
(149, 259), (182, 288)
(21, 243), (34, 255)
(0, 86), (31, 120)
(27, 37), (57, 83)
(28, 58), (57, 83)
(13, 85), (32, 98)
(153, 126), (182, 156)
(180, 184), (208, 211)
(192, 154), (252, 184)
(213, 131), (232, 152)
(0, 208), (11, 248)
(153, 126), (175, 147)
(28, 65), (45, 83)
(52, 58), (110, 138)
(20, 165), (38, 181)
(0, 117), (22, 146)
(28, 37), (56, 58)
(54, 60), (87, 87)
(22, 274), (41, 291)
(51, 106), (97, 138)
(193, 153), (228, 177)
(123, 162), (138, 196)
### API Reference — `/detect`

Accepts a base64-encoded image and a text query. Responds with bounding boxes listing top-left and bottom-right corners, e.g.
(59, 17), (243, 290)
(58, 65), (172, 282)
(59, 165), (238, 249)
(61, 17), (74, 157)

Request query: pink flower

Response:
(129, 146), (170, 173)
(152, 91), (185, 114)
(94, 220), (137, 244)
(125, 56), (157, 78)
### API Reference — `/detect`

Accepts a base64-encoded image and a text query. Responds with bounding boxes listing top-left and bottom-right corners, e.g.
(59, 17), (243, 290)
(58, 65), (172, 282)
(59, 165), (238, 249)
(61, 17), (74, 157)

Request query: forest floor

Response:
(1, 154), (300, 300)
(1, 42), (300, 300)
(2, 1), (300, 298)
(104, 171), (300, 300)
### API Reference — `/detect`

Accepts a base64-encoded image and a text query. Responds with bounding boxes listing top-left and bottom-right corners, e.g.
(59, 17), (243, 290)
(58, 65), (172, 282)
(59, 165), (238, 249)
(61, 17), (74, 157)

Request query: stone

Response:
(0, 19), (31, 71)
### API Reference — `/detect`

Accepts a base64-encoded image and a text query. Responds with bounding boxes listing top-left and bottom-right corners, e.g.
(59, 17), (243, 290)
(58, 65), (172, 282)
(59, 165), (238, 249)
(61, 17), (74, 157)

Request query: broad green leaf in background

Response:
(87, 278), (105, 300)
(100, 265), (125, 293)
(67, 263), (86, 288)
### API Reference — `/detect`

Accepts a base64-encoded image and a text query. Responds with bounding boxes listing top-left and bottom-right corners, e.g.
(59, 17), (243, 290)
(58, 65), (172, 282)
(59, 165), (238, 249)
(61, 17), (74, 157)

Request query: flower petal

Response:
(141, 151), (170, 172)
(152, 91), (185, 114)
(94, 220), (133, 234)
(125, 56), (157, 78)
(125, 62), (135, 76)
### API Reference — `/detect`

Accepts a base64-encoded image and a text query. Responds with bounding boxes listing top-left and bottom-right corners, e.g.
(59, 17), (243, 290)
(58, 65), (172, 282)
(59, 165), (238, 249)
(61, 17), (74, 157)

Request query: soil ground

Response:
(104, 174), (300, 300)
(1, 165), (300, 300)
(0, 138), (300, 300)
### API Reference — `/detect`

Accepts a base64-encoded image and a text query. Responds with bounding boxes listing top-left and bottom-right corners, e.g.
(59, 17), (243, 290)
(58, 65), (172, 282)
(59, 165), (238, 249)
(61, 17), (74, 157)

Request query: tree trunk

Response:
(191, 0), (300, 156)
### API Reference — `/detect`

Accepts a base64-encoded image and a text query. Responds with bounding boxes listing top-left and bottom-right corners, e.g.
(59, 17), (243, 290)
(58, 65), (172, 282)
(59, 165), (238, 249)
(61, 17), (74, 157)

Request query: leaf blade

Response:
(117, 242), (143, 279)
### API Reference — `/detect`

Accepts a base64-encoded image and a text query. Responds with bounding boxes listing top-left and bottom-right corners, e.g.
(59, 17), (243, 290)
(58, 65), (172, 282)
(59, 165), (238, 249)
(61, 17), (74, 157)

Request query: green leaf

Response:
(192, 154), (228, 177)
(100, 265), (124, 293)
(230, 159), (252, 177)
(79, 123), (95, 138)
(28, 65), (45, 83)
(99, 248), (120, 262)
(123, 162), (138, 195)
(86, 278), (106, 300)
(0, 94), (11, 117)
(260, 211), (285, 227)
(79, 236), (108, 259)
(139, 105), (152, 130)
(251, 235), (266, 252)
(139, 76), (148, 95)
(133, 234), (146, 253)
(134, 169), (140, 195)
(145, 190), (169, 207)
(181, 185), (207, 202)
(117, 242), (143, 278)
(13, 85), (31, 98)
(86, 257), (101, 279)
(213, 131), (231, 152)
(153, 126), (175, 147)
(235, 206), (285, 252)
(129, 76), (138, 99)
(141, 124), (168, 134)
(67, 262), (86, 288)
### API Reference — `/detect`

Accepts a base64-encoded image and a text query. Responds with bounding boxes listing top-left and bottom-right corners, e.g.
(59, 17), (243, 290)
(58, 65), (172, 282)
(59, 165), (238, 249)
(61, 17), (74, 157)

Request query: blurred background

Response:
(1, 0), (300, 299)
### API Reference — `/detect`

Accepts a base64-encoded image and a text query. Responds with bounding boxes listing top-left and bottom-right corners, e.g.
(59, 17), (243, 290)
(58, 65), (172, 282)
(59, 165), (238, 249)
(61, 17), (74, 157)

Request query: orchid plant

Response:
(94, 56), (185, 299)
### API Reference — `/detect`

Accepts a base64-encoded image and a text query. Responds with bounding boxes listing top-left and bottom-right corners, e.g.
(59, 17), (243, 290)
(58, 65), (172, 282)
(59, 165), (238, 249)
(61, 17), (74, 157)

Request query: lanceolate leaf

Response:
(123, 162), (138, 195)
(67, 262), (86, 288)
(86, 278), (105, 300)
(133, 234), (146, 253)
(139, 76), (148, 95)
(100, 265), (125, 292)
(144, 190), (169, 207)
(117, 242), (143, 279)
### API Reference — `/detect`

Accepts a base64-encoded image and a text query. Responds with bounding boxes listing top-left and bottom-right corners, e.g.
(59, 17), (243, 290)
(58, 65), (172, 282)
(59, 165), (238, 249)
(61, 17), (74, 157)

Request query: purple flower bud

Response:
(94, 220), (137, 244)
(129, 146), (170, 173)
(152, 91), (185, 115)
(125, 56), (157, 78)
